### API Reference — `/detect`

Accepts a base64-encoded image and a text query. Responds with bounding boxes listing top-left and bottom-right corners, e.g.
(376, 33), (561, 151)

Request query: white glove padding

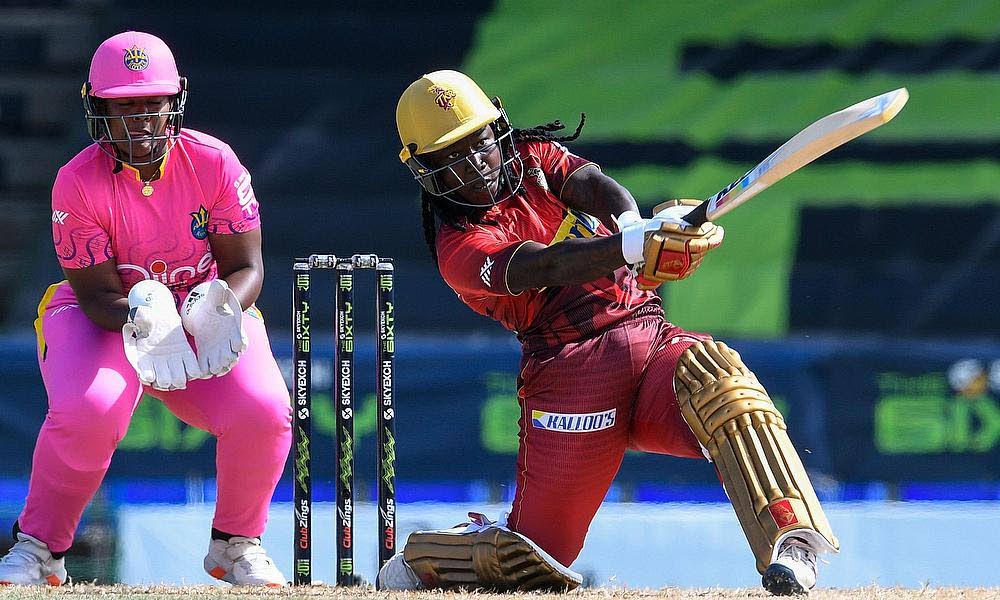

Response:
(123, 280), (203, 391)
(652, 200), (699, 223)
(617, 209), (693, 265)
(180, 279), (248, 377)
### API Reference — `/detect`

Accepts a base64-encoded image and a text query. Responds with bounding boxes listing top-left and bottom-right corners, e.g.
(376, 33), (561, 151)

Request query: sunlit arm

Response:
(208, 228), (264, 310)
(506, 165), (641, 292)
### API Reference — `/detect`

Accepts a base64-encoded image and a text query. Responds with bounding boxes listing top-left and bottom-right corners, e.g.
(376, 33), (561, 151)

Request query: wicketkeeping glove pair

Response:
(122, 279), (248, 391)
(617, 199), (725, 289)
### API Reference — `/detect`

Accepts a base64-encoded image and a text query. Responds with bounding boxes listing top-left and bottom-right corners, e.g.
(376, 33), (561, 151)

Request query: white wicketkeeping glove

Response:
(180, 279), (248, 377)
(122, 280), (203, 391)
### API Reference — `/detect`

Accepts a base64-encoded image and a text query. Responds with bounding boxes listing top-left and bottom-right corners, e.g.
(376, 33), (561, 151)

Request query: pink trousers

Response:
(23, 284), (292, 552)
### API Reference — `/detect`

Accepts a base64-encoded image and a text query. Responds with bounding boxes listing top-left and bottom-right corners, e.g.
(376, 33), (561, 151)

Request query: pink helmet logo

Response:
(123, 45), (149, 71)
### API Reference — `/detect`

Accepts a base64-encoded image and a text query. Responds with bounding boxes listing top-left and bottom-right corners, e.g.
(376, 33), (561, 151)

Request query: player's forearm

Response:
(507, 237), (627, 292)
(80, 294), (131, 331)
(217, 265), (262, 310)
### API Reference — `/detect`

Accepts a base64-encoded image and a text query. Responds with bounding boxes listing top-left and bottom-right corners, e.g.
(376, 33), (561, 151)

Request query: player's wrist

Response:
(618, 218), (648, 265)
(612, 209), (642, 231)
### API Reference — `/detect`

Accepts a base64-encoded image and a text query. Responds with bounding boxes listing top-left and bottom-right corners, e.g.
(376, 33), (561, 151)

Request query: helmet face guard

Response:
(82, 78), (187, 166)
(402, 102), (524, 208)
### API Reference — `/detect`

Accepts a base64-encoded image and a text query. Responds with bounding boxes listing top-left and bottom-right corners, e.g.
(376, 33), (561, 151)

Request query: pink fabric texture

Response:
(50, 128), (259, 287)
(21, 292), (291, 552)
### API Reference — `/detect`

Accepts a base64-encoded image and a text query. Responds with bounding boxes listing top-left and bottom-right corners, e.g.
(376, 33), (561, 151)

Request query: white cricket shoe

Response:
(376, 551), (422, 590)
(762, 536), (817, 595)
(0, 532), (67, 586)
(204, 536), (286, 587)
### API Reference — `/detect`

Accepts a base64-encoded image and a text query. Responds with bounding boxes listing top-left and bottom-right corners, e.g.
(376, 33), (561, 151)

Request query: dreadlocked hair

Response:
(420, 193), (441, 264)
(420, 189), (491, 265)
(418, 113), (587, 264)
(513, 113), (586, 144)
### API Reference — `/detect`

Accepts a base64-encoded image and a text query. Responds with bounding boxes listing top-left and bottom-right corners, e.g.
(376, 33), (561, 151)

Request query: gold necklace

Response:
(141, 180), (154, 197)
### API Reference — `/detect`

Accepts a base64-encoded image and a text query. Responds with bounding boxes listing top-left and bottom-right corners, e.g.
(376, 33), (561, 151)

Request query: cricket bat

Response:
(675, 88), (909, 226)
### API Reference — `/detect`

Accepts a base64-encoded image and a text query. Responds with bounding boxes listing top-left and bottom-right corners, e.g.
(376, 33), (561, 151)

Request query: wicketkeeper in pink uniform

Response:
(0, 32), (290, 587)
(377, 71), (839, 596)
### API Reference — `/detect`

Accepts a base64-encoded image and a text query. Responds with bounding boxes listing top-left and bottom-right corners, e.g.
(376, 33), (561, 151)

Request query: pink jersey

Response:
(48, 128), (258, 308)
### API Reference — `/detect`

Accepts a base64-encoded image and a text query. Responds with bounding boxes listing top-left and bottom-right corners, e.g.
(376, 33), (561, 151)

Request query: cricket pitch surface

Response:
(0, 585), (996, 600)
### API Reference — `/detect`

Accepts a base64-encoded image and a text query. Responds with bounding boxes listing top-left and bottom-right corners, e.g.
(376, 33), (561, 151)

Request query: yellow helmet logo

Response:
(396, 70), (501, 161)
(429, 85), (457, 110)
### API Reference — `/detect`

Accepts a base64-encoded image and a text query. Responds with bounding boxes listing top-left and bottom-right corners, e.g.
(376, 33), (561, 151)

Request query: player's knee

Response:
(226, 390), (292, 439)
(674, 340), (781, 442)
(45, 403), (128, 471)
(510, 519), (586, 567)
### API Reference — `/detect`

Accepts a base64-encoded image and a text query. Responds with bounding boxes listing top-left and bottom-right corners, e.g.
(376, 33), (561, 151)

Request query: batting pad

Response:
(403, 521), (582, 592)
(675, 340), (839, 573)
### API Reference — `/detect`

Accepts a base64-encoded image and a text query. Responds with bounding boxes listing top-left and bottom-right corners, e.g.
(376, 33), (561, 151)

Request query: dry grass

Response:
(0, 585), (998, 600)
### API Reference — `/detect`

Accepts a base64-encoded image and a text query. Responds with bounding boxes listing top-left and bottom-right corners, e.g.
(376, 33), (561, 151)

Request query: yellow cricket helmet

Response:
(396, 69), (501, 162)
(396, 70), (523, 207)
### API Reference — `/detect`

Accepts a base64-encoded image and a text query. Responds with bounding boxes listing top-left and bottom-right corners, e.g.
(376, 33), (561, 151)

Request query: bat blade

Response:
(680, 87), (909, 226)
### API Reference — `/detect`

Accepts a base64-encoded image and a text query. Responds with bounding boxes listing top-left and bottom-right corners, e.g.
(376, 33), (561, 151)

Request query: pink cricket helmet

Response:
(88, 31), (181, 98)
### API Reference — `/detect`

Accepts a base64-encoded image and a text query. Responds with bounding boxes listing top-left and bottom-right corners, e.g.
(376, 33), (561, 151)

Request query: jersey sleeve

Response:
(535, 141), (597, 200)
(436, 225), (528, 297)
(207, 144), (260, 235)
(51, 168), (113, 270)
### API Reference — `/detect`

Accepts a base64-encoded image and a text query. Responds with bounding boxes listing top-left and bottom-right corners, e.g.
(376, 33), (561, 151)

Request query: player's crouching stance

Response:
(0, 32), (288, 587)
(380, 70), (838, 596)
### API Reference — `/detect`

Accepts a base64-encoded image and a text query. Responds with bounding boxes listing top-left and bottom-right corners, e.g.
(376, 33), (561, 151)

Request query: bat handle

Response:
(682, 201), (709, 226)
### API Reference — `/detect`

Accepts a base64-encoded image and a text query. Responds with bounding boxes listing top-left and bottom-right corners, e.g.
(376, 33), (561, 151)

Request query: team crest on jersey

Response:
(429, 85), (457, 110)
(190, 205), (209, 239)
(551, 208), (600, 244)
(123, 45), (149, 71)
(526, 167), (548, 191)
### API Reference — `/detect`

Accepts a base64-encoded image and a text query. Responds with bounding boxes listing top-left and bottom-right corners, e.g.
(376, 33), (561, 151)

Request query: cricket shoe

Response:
(0, 532), (67, 586)
(204, 536), (286, 586)
(376, 551), (422, 590)
(762, 535), (818, 595)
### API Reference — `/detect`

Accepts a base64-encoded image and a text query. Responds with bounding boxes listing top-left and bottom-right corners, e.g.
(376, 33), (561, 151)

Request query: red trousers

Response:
(507, 315), (710, 566)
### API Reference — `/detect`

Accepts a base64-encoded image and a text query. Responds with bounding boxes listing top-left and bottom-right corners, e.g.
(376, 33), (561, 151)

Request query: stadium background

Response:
(0, 0), (998, 588)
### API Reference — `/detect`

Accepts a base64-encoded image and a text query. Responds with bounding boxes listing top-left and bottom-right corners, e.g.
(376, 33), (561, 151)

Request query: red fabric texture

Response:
(507, 315), (710, 566)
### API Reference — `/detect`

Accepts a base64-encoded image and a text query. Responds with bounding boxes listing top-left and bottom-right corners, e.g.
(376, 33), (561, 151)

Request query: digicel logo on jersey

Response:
(117, 251), (213, 286)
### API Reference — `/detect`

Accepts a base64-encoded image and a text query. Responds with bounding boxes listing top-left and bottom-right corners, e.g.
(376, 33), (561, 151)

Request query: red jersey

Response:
(436, 140), (661, 354)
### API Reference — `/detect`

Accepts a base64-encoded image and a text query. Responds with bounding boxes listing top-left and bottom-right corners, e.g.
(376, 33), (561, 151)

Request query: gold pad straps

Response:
(675, 340), (839, 573)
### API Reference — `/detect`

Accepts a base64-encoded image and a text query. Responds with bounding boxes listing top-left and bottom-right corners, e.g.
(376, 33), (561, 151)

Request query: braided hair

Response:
(419, 113), (587, 264)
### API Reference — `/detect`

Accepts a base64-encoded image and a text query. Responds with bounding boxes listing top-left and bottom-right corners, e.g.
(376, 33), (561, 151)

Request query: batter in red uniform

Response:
(379, 70), (839, 596)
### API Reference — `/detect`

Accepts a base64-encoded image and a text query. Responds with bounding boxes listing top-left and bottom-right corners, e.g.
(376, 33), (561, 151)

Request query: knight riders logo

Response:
(429, 85), (457, 110)
(123, 45), (149, 71)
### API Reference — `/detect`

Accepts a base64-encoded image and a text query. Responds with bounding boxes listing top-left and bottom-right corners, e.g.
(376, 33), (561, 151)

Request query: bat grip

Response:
(682, 201), (709, 226)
